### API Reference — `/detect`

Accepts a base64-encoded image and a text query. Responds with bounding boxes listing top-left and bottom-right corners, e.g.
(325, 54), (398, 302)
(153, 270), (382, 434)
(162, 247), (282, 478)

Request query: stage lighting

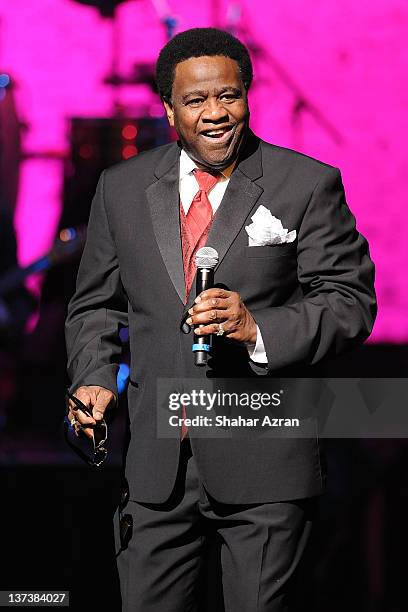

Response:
(122, 144), (138, 159)
(122, 124), (138, 140)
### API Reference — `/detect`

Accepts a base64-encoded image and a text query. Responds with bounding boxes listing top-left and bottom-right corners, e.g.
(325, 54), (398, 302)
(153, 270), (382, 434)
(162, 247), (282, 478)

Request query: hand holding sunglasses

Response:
(64, 386), (116, 467)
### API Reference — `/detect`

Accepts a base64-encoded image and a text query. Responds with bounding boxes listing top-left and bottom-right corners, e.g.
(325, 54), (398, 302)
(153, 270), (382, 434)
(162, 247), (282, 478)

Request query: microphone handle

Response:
(193, 268), (214, 366)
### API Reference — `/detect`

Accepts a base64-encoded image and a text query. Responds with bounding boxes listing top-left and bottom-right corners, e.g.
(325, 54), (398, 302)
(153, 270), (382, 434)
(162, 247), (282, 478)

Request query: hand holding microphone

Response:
(187, 246), (258, 366)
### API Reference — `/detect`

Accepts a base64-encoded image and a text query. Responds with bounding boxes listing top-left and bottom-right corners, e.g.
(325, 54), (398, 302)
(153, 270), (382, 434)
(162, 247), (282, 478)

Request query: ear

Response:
(163, 101), (174, 127)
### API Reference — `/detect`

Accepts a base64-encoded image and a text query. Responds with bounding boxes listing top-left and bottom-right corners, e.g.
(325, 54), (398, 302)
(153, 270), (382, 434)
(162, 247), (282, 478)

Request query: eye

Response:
(186, 98), (204, 106)
(220, 93), (239, 102)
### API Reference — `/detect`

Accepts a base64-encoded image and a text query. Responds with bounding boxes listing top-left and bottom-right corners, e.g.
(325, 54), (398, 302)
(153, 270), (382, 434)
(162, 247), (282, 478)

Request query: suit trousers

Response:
(114, 438), (316, 612)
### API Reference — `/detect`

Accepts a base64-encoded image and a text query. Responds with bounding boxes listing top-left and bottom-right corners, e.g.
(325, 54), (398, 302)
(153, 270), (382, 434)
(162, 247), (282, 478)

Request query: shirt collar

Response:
(179, 149), (236, 179)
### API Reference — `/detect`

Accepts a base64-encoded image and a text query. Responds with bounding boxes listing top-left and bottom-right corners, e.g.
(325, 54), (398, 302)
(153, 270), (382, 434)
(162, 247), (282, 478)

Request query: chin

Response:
(197, 148), (237, 169)
(201, 133), (246, 169)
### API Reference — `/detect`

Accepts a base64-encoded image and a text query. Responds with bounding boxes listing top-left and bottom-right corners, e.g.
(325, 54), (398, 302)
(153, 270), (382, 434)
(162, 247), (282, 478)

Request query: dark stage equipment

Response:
(0, 227), (86, 299)
(62, 117), (171, 228)
(71, 0), (177, 114)
(0, 75), (21, 215)
(71, 0), (129, 18)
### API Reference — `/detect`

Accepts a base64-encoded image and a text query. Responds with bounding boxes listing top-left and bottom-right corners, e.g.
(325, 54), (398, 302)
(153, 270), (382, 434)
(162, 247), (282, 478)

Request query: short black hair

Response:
(156, 27), (253, 103)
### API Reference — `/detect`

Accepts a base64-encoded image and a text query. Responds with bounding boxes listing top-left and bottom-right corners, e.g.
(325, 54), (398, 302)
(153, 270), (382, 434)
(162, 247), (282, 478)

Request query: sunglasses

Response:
(63, 389), (108, 468)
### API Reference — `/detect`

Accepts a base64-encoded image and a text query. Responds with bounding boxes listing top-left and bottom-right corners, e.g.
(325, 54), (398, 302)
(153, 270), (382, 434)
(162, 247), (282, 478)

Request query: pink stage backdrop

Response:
(1, 0), (407, 341)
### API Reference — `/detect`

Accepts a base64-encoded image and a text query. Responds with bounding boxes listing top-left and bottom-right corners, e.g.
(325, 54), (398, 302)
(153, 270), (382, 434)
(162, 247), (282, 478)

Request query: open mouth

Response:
(199, 125), (235, 144)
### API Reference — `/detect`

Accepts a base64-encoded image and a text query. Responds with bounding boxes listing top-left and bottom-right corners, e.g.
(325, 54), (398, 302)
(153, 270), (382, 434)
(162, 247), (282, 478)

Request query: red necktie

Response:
(180, 168), (221, 439)
(182, 169), (221, 301)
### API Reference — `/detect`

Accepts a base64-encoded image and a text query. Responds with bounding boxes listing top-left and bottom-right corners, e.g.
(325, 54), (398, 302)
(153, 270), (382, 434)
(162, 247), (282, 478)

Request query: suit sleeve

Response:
(252, 167), (377, 373)
(65, 170), (128, 399)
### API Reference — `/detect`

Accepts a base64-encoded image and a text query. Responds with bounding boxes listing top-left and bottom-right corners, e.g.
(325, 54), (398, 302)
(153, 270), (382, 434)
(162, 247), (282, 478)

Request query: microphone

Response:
(193, 246), (219, 366)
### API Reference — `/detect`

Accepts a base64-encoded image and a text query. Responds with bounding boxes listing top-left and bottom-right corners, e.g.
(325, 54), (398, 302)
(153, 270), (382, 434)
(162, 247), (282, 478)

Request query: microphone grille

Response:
(195, 246), (219, 269)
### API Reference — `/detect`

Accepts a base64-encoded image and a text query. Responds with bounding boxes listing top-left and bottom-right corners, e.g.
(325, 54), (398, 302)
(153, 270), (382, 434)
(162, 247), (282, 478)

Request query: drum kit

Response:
(0, 0), (176, 222)
(72, 0), (177, 112)
(65, 0), (177, 208)
(59, 1), (178, 225)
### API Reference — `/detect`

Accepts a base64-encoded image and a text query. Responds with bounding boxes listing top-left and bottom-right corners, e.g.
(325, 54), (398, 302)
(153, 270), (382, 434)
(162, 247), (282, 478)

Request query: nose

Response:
(202, 98), (228, 123)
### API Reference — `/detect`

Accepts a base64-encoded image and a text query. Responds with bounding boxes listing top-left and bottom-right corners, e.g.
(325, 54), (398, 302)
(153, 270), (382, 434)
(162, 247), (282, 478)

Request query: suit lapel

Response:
(146, 143), (186, 304)
(207, 132), (264, 270)
(186, 132), (264, 303)
(146, 133), (264, 305)
(207, 178), (263, 272)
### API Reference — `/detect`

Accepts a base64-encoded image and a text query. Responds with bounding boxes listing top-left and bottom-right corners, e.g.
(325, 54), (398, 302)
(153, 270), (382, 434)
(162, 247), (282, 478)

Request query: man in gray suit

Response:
(65, 28), (376, 611)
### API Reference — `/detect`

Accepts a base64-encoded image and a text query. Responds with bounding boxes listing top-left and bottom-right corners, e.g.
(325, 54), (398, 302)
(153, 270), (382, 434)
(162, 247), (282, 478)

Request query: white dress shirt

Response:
(179, 149), (268, 364)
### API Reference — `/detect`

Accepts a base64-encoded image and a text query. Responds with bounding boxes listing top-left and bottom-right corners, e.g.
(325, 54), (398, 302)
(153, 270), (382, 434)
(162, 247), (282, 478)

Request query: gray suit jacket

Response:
(65, 132), (376, 503)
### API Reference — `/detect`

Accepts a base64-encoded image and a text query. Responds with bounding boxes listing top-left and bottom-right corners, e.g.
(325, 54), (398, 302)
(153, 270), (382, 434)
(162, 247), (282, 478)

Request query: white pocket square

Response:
(245, 205), (297, 246)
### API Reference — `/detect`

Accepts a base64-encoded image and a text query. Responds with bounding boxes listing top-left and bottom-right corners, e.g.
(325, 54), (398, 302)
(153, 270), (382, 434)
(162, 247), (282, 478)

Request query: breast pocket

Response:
(244, 243), (296, 259)
(238, 245), (297, 298)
